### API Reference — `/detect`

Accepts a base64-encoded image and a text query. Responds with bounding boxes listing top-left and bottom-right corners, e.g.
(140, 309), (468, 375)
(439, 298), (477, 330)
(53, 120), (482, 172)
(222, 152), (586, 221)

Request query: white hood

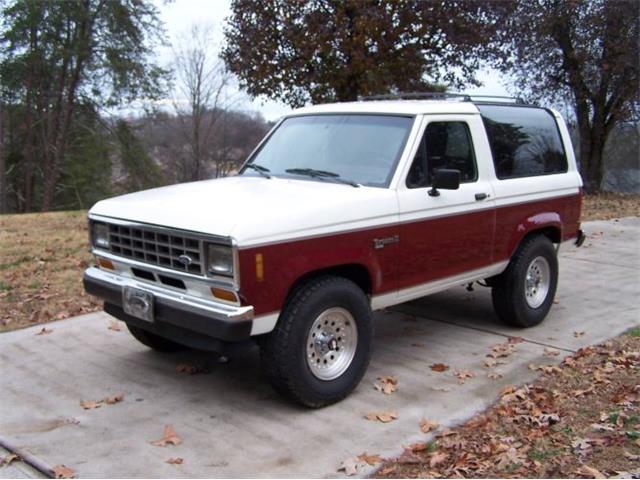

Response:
(89, 176), (399, 247)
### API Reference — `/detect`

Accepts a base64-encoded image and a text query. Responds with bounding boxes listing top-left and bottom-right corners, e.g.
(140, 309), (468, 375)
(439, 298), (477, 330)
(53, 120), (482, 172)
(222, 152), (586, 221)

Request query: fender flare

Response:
(506, 212), (563, 258)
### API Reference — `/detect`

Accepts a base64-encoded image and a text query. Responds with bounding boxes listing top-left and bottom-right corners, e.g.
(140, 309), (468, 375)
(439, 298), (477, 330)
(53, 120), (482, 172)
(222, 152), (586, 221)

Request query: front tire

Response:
(492, 235), (558, 328)
(260, 276), (373, 408)
(126, 324), (187, 352)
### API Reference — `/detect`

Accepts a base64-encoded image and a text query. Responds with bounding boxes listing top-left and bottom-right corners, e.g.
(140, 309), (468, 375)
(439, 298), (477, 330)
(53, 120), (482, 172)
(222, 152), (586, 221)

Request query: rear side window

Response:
(478, 105), (567, 179)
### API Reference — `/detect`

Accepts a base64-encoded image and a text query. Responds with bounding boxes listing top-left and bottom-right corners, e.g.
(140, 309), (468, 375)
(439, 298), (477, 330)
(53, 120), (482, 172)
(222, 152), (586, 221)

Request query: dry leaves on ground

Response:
(453, 369), (475, 384)
(365, 411), (398, 423)
(430, 363), (449, 372)
(419, 418), (439, 433)
(358, 452), (382, 466)
(374, 333), (640, 479)
(80, 394), (124, 409)
(0, 454), (19, 467)
(166, 457), (183, 465)
(151, 424), (182, 447)
(35, 327), (52, 335)
(374, 376), (398, 395)
(544, 348), (561, 357)
(52, 464), (76, 479)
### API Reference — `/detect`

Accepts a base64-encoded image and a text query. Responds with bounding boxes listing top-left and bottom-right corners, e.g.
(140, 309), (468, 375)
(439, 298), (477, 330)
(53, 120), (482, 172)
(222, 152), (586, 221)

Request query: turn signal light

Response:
(210, 287), (237, 303)
(97, 257), (115, 270)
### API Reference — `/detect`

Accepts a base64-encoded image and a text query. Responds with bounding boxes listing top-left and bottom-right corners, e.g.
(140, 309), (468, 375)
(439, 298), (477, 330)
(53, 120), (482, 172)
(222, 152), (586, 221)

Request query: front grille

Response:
(105, 223), (203, 275)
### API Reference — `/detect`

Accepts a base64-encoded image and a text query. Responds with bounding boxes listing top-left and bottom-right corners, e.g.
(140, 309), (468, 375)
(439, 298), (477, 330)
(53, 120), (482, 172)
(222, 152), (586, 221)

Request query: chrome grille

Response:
(105, 223), (203, 275)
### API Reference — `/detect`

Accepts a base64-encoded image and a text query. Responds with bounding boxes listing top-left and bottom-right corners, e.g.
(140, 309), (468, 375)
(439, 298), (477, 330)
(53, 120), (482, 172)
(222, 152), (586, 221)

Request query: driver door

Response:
(395, 115), (496, 295)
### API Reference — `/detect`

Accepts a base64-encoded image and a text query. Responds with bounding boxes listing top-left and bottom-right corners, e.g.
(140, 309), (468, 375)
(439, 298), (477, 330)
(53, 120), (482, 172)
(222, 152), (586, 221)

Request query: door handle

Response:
(475, 193), (489, 201)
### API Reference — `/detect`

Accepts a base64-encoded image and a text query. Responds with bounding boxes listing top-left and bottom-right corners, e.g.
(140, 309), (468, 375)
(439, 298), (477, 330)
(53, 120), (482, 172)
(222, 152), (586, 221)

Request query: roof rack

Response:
(359, 91), (526, 105)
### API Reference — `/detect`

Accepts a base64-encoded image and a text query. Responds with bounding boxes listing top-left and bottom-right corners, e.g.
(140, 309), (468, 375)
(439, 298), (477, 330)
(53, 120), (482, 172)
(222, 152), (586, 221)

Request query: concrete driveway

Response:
(1, 218), (638, 478)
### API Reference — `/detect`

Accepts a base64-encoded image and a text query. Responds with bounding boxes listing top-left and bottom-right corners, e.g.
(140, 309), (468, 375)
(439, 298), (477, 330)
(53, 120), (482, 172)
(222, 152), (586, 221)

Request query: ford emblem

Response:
(178, 254), (193, 267)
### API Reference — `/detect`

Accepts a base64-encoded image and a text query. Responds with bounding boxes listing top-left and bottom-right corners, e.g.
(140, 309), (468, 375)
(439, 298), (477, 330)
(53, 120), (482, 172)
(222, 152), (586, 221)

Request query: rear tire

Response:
(260, 276), (373, 408)
(126, 324), (187, 352)
(492, 235), (558, 328)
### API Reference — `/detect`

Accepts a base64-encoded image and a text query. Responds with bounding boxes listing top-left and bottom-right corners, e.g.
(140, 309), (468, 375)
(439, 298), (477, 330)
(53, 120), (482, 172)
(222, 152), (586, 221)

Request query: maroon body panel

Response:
(238, 193), (582, 317)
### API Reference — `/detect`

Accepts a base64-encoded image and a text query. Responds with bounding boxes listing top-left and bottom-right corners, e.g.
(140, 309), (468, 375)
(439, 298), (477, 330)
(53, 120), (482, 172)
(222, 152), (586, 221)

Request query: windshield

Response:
(241, 114), (414, 187)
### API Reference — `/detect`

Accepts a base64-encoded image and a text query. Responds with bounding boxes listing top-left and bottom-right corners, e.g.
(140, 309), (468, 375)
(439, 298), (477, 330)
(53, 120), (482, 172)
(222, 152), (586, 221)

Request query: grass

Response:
(0, 193), (638, 333)
(0, 210), (100, 332)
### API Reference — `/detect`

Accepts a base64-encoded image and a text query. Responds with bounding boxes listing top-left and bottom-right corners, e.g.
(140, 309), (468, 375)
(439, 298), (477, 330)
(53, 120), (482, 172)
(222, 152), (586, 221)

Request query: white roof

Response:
(287, 100), (481, 117)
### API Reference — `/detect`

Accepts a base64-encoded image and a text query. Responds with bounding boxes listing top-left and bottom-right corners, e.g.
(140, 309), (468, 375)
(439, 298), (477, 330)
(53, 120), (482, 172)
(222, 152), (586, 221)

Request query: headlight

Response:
(206, 243), (233, 277)
(93, 223), (110, 249)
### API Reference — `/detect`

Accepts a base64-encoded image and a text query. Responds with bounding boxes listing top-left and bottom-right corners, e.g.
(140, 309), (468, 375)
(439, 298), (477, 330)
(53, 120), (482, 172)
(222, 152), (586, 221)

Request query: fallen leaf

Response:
(166, 457), (183, 465)
(453, 369), (475, 383)
(623, 451), (640, 461)
(488, 372), (502, 379)
(103, 394), (124, 405)
(36, 327), (52, 335)
(0, 454), (19, 467)
(374, 376), (398, 395)
(406, 442), (429, 452)
(151, 424), (182, 447)
(80, 399), (101, 410)
(357, 452), (382, 466)
(574, 331), (586, 338)
(543, 348), (560, 357)
(575, 465), (605, 478)
(507, 336), (524, 344)
(488, 342), (515, 358)
(430, 363), (449, 372)
(495, 446), (525, 469)
(572, 437), (592, 452)
(365, 410), (398, 423)
(377, 466), (396, 476)
(429, 451), (448, 467)
(338, 457), (360, 476)
(419, 418), (439, 433)
(52, 465), (75, 479)
(107, 320), (121, 332)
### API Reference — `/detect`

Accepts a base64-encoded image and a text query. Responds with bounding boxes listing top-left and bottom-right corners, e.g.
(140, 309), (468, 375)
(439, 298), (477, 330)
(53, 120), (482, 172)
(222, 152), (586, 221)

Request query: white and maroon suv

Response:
(84, 95), (585, 407)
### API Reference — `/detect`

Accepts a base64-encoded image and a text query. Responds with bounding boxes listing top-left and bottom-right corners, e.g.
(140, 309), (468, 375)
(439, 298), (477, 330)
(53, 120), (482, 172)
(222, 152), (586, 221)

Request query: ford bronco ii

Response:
(84, 94), (585, 407)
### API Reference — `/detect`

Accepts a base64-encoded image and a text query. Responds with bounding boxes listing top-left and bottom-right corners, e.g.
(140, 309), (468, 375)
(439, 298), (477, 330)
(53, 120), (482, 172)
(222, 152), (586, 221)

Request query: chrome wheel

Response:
(306, 307), (358, 381)
(524, 256), (551, 308)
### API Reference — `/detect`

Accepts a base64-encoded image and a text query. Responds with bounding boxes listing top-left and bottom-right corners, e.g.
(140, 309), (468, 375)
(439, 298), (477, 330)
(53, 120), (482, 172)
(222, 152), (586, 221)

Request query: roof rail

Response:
(359, 91), (526, 105)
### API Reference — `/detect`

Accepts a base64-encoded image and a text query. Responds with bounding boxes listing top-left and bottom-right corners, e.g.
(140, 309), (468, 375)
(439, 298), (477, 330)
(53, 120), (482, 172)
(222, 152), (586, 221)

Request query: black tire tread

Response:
(492, 234), (558, 328)
(260, 275), (372, 408)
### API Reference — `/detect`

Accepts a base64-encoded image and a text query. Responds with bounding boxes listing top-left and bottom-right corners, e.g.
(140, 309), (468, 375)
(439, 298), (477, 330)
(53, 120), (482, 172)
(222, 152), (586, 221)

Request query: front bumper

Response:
(83, 267), (254, 343)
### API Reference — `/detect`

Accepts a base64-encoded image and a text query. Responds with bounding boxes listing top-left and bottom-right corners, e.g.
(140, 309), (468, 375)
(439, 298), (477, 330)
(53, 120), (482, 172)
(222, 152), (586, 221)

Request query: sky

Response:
(154, 0), (512, 122)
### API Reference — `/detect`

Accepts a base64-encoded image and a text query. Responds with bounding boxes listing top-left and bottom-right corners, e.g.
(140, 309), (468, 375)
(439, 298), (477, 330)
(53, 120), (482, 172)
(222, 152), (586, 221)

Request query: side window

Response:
(406, 121), (477, 189)
(478, 105), (567, 179)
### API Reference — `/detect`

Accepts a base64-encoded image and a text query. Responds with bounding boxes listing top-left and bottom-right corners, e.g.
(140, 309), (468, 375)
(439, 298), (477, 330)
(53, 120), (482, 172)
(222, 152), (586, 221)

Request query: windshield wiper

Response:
(285, 168), (360, 187)
(245, 163), (272, 179)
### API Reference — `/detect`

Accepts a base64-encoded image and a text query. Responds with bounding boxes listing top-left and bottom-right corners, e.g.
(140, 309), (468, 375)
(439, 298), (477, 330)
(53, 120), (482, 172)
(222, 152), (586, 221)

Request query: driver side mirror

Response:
(428, 169), (461, 197)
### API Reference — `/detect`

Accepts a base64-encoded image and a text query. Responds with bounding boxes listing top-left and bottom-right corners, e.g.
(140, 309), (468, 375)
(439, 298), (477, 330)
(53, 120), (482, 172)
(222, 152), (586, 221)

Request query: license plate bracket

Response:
(123, 286), (154, 323)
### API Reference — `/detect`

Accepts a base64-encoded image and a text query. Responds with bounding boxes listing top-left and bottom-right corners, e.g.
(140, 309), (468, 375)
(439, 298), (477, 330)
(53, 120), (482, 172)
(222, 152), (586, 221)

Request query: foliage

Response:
(495, 0), (640, 192)
(0, 0), (169, 211)
(113, 119), (163, 193)
(222, 0), (510, 107)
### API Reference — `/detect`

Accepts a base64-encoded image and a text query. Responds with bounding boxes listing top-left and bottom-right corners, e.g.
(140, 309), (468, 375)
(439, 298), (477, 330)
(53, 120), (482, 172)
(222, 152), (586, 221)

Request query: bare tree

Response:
(172, 25), (234, 181)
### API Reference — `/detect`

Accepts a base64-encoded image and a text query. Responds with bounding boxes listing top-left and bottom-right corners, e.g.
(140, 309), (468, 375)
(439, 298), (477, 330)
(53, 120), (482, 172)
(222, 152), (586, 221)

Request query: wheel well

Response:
(285, 264), (372, 302)
(526, 226), (562, 244)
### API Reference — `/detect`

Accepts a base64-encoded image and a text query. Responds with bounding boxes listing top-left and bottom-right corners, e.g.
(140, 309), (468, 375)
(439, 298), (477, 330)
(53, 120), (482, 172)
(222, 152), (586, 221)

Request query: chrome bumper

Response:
(83, 267), (255, 342)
